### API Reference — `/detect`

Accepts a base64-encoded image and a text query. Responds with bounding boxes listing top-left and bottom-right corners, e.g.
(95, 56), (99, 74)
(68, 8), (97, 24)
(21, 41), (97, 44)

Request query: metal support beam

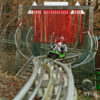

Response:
(24, 6), (92, 10)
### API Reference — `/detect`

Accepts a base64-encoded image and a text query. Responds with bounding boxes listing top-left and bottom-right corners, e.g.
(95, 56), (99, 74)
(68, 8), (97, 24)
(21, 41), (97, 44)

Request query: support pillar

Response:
(15, 4), (23, 73)
(89, 7), (94, 35)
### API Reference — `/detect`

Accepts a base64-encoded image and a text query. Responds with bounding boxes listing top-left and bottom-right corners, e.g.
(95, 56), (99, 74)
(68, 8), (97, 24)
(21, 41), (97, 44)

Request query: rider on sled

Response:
(48, 36), (67, 59)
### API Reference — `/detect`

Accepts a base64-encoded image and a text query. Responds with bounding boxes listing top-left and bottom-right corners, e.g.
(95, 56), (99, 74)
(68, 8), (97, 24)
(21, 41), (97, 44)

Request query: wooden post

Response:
(89, 7), (94, 35)
(15, 4), (23, 73)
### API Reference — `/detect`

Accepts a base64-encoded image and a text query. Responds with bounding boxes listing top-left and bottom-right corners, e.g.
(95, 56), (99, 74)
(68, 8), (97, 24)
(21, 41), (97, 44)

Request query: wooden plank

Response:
(18, 74), (29, 80)
(22, 72), (32, 76)
(25, 68), (33, 72)
(27, 65), (33, 68)
(16, 57), (33, 77)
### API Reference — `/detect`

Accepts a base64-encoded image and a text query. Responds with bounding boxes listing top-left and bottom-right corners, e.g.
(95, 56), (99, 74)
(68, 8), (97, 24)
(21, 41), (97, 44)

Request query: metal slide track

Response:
(13, 27), (98, 100)
(16, 51), (82, 81)
(13, 55), (78, 100)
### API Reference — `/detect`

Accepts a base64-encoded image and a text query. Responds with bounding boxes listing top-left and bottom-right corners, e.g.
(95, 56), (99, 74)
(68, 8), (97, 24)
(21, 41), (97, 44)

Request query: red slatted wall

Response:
(33, 10), (82, 44)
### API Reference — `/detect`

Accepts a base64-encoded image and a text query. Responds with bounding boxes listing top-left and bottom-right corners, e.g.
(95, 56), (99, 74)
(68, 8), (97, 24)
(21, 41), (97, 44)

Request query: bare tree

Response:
(94, 0), (99, 10)
(0, 0), (4, 27)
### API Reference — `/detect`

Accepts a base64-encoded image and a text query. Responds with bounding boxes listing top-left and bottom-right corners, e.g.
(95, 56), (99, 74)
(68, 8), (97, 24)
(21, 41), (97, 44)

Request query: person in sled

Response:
(48, 36), (67, 58)
(51, 36), (67, 53)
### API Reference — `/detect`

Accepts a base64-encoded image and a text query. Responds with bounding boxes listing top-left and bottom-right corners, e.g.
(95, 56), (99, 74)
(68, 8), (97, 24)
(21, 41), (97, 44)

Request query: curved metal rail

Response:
(13, 60), (38, 100)
(29, 70), (44, 100)
(53, 61), (75, 100)
(72, 32), (97, 68)
(13, 55), (46, 100)
(13, 55), (77, 100)
(81, 34), (98, 66)
(26, 26), (34, 56)
(15, 27), (29, 59)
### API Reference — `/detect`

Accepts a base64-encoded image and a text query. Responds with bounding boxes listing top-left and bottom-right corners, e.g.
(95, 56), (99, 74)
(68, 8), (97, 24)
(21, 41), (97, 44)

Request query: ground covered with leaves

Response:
(0, 71), (25, 100)
(0, 44), (26, 75)
(0, 45), (26, 100)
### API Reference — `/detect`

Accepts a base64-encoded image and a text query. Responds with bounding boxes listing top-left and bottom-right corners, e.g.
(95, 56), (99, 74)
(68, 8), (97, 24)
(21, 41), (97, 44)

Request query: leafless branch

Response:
(0, 16), (17, 39)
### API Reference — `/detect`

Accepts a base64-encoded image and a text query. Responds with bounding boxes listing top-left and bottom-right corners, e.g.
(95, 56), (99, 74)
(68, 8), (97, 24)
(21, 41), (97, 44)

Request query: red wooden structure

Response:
(32, 10), (82, 44)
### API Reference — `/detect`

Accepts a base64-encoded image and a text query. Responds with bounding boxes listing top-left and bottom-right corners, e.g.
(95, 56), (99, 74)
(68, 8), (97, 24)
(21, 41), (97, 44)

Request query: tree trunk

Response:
(0, 0), (3, 28)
